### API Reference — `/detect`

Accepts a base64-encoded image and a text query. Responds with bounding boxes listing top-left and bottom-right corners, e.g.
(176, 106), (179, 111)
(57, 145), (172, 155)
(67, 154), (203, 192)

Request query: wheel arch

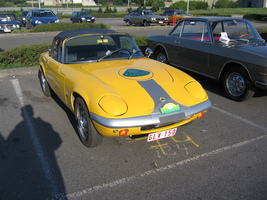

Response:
(72, 91), (90, 113)
(154, 45), (170, 60)
(219, 61), (252, 83)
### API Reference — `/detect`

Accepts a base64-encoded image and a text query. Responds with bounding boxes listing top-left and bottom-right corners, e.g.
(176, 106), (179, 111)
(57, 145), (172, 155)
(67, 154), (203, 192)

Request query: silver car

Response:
(124, 9), (168, 26)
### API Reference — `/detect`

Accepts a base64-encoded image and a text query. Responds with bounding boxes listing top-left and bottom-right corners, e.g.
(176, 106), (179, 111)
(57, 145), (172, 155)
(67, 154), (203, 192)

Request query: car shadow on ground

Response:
(51, 92), (80, 139)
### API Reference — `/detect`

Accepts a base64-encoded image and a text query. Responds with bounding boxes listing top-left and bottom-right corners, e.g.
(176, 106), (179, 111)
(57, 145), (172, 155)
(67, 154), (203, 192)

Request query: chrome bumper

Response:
(90, 99), (211, 128)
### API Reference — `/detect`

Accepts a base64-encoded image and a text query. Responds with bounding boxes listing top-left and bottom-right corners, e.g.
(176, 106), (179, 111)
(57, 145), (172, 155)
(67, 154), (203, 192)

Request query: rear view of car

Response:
(26, 9), (60, 28)
(0, 13), (20, 33)
(70, 11), (95, 23)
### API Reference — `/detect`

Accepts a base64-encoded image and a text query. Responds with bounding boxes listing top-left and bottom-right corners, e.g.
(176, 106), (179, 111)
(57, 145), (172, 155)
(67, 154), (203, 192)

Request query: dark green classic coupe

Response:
(147, 17), (267, 102)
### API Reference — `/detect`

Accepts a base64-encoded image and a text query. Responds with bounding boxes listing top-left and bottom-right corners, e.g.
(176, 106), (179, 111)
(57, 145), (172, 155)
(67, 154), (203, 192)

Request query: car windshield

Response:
(33, 10), (55, 17)
(212, 20), (259, 40)
(21, 11), (28, 16)
(143, 10), (155, 15)
(78, 11), (89, 16)
(0, 14), (16, 22)
(64, 34), (143, 63)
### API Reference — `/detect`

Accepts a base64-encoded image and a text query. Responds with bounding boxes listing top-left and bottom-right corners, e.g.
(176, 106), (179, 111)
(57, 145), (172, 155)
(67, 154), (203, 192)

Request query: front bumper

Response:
(90, 99), (211, 136)
(0, 24), (20, 32)
(150, 19), (168, 25)
(82, 18), (95, 23)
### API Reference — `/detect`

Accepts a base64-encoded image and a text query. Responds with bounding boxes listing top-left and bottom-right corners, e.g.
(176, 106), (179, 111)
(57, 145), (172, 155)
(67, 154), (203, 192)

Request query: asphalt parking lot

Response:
(0, 64), (267, 199)
(0, 18), (267, 199)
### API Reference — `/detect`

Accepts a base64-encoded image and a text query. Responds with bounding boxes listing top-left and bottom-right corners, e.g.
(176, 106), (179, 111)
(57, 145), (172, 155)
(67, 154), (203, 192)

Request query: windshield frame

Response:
(63, 34), (143, 64)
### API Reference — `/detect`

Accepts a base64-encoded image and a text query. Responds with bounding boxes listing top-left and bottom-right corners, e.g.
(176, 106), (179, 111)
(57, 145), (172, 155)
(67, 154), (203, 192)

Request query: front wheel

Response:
(126, 20), (132, 26)
(155, 49), (168, 64)
(39, 69), (52, 97)
(75, 97), (103, 148)
(143, 20), (149, 26)
(223, 66), (255, 102)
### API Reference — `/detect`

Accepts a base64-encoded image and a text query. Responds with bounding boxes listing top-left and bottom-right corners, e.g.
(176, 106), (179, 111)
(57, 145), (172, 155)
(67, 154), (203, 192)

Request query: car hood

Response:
(33, 16), (58, 22)
(80, 14), (94, 18)
(0, 21), (19, 24)
(80, 58), (173, 90)
(60, 57), (208, 118)
(234, 42), (267, 57)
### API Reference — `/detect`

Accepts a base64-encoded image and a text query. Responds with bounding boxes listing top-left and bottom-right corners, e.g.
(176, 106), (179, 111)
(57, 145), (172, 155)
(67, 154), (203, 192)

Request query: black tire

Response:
(39, 69), (52, 97)
(155, 49), (168, 64)
(75, 97), (103, 148)
(143, 20), (149, 27)
(126, 20), (132, 26)
(223, 66), (255, 102)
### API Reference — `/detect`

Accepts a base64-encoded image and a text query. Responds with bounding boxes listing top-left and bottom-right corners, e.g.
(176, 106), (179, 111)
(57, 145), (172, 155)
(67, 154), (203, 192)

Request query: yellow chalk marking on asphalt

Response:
(171, 132), (199, 147)
(150, 140), (168, 155)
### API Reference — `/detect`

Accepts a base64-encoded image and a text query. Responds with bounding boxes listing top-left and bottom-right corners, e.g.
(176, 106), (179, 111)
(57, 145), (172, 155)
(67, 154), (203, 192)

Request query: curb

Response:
(0, 66), (38, 78)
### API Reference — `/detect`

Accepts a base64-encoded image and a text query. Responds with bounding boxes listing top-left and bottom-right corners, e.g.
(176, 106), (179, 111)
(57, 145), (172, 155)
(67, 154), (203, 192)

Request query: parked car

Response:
(147, 17), (267, 102)
(20, 10), (28, 27)
(70, 11), (95, 23)
(0, 13), (20, 33)
(26, 9), (60, 28)
(123, 9), (168, 26)
(39, 28), (211, 147)
(162, 9), (191, 24)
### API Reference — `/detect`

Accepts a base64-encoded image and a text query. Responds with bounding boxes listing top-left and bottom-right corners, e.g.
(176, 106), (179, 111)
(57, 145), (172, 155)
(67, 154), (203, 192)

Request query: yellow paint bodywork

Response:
(40, 51), (209, 137)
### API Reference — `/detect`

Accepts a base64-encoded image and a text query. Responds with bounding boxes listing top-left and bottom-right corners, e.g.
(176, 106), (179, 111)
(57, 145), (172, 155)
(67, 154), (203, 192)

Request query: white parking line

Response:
(211, 105), (267, 132)
(11, 79), (59, 198)
(51, 105), (267, 199)
(53, 134), (267, 200)
(10, 79), (266, 200)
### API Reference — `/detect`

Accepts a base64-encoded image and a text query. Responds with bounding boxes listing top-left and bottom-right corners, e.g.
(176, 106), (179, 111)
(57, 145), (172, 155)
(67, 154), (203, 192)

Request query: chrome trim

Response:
(90, 99), (211, 128)
(255, 81), (267, 86)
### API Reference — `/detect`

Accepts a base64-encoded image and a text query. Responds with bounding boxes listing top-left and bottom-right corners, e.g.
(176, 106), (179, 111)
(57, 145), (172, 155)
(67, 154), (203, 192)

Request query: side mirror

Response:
(145, 47), (153, 58)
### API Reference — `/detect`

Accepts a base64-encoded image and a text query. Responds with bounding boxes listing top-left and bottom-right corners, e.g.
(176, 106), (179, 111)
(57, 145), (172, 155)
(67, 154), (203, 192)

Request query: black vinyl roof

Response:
(55, 28), (117, 41)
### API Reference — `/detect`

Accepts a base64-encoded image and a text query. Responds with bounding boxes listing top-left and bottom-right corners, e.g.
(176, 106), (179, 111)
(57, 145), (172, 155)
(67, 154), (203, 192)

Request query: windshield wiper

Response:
(97, 49), (123, 62)
(129, 49), (142, 59)
(98, 48), (134, 62)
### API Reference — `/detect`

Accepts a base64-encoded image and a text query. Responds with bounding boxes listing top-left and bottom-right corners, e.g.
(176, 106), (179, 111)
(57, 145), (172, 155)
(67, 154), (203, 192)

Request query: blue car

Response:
(26, 9), (60, 28)
(0, 13), (20, 33)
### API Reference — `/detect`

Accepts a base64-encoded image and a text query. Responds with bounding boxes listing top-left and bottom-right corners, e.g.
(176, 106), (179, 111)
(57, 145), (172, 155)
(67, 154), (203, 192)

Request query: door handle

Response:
(174, 41), (180, 44)
(46, 59), (50, 63)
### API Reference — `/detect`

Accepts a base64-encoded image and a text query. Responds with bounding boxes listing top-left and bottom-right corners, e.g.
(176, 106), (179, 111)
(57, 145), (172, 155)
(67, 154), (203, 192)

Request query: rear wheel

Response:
(155, 49), (168, 64)
(223, 66), (255, 102)
(75, 97), (103, 148)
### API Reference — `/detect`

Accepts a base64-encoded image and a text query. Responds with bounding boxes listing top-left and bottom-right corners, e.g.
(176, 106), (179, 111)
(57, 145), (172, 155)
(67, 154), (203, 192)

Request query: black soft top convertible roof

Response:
(55, 28), (117, 41)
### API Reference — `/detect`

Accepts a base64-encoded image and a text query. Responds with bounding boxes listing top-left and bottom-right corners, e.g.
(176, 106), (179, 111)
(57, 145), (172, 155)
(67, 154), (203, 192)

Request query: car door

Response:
(46, 39), (66, 102)
(169, 19), (210, 75)
(132, 10), (141, 24)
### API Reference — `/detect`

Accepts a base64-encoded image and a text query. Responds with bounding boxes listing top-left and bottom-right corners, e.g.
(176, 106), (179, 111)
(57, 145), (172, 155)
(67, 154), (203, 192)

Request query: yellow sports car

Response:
(39, 28), (211, 148)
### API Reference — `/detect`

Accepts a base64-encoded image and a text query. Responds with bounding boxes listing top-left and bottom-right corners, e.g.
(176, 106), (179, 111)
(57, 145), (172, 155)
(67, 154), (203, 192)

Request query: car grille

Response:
(156, 17), (166, 20)
(6, 25), (12, 28)
(44, 21), (55, 24)
(141, 112), (186, 131)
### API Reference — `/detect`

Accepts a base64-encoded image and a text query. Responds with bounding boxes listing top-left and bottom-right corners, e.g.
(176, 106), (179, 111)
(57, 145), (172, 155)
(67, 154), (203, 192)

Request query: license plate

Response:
(147, 128), (177, 142)
(4, 29), (11, 32)
(159, 21), (163, 23)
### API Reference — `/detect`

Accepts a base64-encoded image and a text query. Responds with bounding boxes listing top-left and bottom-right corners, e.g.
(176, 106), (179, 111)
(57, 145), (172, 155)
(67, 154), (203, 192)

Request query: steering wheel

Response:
(240, 34), (250, 38)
